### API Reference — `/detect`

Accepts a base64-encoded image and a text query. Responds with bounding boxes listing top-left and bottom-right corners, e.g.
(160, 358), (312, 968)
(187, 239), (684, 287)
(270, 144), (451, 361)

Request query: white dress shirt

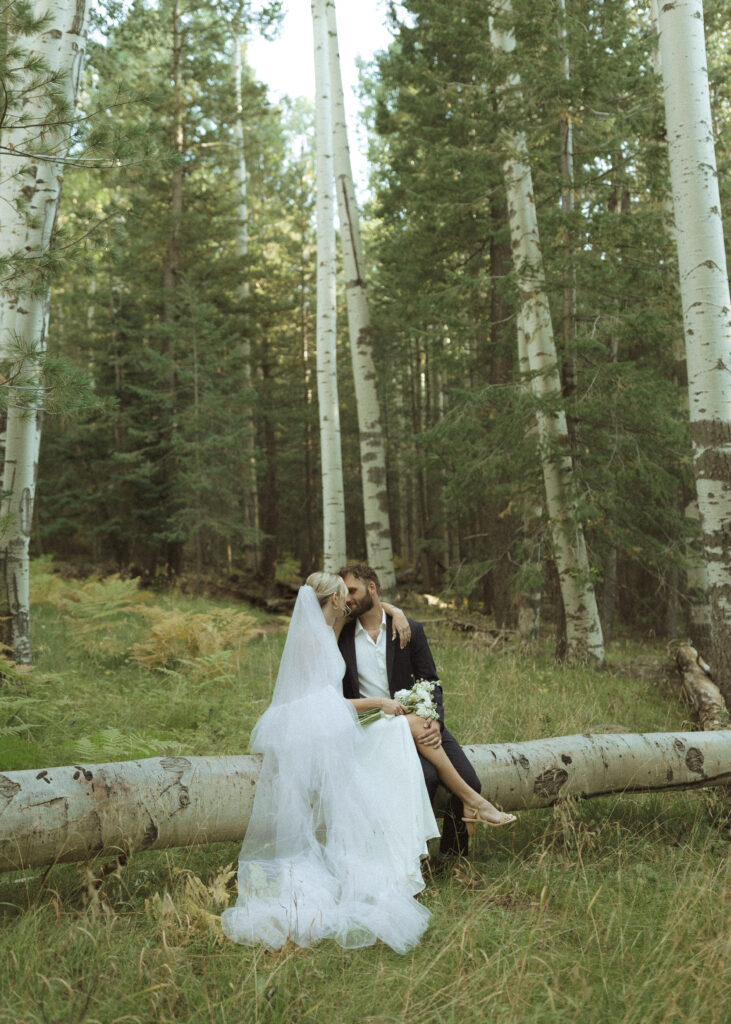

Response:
(354, 610), (391, 700)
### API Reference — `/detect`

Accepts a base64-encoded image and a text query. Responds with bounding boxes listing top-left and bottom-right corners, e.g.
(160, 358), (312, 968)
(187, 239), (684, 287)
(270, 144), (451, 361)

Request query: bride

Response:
(221, 571), (502, 953)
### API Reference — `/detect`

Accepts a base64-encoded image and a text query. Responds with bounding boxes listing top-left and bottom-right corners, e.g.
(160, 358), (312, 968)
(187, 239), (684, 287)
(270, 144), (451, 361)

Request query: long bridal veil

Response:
(221, 585), (431, 953)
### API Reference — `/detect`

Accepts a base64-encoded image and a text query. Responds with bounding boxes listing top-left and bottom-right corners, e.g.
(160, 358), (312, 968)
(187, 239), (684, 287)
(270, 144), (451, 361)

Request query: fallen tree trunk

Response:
(673, 643), (729, 730)
(1, 730), (729, 872)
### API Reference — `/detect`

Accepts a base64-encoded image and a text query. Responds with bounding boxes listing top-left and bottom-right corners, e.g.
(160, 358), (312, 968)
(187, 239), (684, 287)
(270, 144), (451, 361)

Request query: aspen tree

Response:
(312, 0), (346, 570)
(657, 0), (731, 700)
(326, 0), (396, 593)
(490, 0), (604, 664)
(3, 730), (730, 870)
(650, 0), (711, 652)
(0, 0), (89, 662)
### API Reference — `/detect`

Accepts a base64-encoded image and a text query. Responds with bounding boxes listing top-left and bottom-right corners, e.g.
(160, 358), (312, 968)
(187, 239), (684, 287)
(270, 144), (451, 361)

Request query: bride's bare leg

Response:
(414, 737), (515, 826)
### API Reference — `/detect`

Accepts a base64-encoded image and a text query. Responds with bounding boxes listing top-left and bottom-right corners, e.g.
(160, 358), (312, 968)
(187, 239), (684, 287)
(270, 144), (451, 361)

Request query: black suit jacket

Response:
(338, 615), (445, 728)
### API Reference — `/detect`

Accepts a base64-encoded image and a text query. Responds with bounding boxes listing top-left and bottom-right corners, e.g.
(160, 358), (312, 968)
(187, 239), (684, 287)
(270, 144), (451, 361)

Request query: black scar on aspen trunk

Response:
(533, 767), (569, 797)
(685, 748), (705, 775)
(0, 775), (21, 809)
(690, 418), (731, 447)
(141, 821), (159, 849)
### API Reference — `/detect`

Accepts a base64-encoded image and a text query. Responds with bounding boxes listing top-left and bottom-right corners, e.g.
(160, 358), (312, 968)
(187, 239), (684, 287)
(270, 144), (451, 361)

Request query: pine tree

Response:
(365, 0), (700, 641)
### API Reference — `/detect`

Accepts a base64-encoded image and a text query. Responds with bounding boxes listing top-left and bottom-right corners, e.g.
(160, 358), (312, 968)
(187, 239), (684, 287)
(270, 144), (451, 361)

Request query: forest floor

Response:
(0, 562), (729, 1023)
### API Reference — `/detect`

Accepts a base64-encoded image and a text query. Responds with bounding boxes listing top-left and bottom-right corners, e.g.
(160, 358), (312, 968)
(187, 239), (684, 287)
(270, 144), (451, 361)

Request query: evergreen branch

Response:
(0, 212), (122, 289)
(1, 97), (142, 132)
(0, 145), (123, 167)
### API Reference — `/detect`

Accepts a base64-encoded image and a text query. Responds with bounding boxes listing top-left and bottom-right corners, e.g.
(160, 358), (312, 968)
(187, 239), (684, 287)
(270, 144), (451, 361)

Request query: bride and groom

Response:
(338, 563), (514, 853)
(221, 565), (515, 953)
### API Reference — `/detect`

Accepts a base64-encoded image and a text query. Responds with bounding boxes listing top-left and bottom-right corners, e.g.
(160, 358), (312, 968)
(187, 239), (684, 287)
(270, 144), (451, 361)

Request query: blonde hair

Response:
(306, 571), (346, 607)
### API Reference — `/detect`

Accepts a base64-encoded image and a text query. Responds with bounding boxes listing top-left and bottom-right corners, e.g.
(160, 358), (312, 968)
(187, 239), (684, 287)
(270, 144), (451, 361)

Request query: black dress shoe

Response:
(425, 852), (459, 875)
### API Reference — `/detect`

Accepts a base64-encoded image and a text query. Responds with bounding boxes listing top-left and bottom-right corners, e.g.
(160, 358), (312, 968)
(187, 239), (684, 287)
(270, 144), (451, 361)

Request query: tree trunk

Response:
(0, 0), (89, 663)
(490, 3), (604, 665)
(325, 0), (396, 593)
(558, 0), (577, 404)
(258, 360), (278, 588)
(657, 0), (731, 703)
(650, 0), (712, 652)
(300, 281), (318, 575)
(515, 310), (543, 641)
(160, 0), (184, 580)
(684, 498), (712, 652)
(674, 643), (728, 731)
(232, 33), (260, 572)
(311, 0), (346, 571)
(2, 729), (729, 872)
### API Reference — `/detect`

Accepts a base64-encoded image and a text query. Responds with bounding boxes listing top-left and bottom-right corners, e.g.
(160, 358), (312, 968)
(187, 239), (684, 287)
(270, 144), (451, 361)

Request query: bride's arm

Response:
(382, 601), (411, 649)
(349, 696), (407, 716)
(329, 598), (410, 645)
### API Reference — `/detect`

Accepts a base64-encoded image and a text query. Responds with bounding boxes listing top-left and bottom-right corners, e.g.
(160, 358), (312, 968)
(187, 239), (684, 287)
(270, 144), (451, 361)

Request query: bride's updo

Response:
(306, 571), (346, 606)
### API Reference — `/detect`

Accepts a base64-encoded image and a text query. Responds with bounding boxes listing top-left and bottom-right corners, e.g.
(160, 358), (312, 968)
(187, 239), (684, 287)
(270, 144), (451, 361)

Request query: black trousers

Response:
(418, 727), (481, 857)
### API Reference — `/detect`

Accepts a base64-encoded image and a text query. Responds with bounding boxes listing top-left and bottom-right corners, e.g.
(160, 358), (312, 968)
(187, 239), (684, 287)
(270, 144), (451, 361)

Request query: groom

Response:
(337, 562), (481, 860)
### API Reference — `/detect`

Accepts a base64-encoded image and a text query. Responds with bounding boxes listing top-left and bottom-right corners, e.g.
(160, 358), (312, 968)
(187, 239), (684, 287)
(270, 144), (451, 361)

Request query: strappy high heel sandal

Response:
(462, 805), (517, 835)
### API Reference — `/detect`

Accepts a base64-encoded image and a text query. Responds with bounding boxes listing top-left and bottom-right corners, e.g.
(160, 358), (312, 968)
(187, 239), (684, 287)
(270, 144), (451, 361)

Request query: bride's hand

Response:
(387, 607), (411, 649)
(381, 698), (409, 716)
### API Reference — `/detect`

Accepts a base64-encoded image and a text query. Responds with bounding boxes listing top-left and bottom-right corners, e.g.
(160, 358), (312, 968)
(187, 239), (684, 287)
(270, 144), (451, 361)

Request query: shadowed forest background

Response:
(15, 0), (731, 644)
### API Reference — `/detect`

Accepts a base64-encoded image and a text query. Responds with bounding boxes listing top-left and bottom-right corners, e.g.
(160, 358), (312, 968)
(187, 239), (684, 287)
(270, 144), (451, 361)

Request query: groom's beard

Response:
(348, 592), (374, 619)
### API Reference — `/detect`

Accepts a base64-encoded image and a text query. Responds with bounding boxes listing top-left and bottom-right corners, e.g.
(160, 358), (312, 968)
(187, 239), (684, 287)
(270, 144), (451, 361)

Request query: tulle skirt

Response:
(221, 711), (439, 953)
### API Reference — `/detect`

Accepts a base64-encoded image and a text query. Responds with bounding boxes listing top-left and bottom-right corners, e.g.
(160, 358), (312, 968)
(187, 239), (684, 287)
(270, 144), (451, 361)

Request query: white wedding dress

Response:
(221, 586), (439, 953)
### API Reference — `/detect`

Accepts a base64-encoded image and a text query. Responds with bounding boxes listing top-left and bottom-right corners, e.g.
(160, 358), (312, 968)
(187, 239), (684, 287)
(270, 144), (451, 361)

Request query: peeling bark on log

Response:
(674, 643), (729, 730)
(1, 730), (729, 873)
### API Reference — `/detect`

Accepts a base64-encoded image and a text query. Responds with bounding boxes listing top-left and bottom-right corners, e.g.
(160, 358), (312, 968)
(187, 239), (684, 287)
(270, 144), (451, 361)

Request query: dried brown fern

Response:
(131, 606), (257, 675)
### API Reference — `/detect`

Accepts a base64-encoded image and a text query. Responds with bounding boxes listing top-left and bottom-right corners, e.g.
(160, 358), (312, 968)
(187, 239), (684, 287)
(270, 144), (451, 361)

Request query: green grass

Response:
(0, 565), (728, 1023)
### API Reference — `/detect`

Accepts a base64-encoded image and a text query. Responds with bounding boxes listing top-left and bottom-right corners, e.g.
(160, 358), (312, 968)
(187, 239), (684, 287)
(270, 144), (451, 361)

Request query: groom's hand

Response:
(406, 713), (442, 749)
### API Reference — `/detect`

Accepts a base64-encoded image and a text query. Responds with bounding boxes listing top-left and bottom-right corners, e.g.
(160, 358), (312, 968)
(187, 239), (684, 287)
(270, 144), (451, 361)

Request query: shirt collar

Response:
(355, 609), (387, 636)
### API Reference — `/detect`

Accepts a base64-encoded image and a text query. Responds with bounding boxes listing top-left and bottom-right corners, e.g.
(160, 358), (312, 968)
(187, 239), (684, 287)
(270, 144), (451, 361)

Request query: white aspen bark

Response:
(685, 498), (712, 649)
(325, 0), (396, 592)
(558, 0), (577, 376)
(1, 395), (43, 663)
(656, 0), (731, 699)
(2, 729), (729, 871)
(0, 0), (89, 662)
(674, 643), (728, 730)
(516, 310), (542, 641)
(650, 0), (712, 651)
(491, 3), (604, 665)
(232, 34), (260, 571)
(312, 0), (346, 570)
(0, 190), (20, 362)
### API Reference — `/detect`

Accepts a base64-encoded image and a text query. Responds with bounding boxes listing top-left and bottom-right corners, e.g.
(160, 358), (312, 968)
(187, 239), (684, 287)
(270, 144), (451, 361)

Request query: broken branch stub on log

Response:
(673, 643), (729, 730)
(1, 730), (730, 872)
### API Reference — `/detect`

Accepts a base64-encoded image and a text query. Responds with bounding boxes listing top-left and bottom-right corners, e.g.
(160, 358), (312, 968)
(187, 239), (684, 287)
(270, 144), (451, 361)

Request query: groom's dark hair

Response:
(338, 563), (381, 594)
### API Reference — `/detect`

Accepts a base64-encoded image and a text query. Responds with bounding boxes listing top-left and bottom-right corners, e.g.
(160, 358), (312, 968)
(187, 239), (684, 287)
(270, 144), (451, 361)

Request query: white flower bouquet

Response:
(394, 678), (440, 721)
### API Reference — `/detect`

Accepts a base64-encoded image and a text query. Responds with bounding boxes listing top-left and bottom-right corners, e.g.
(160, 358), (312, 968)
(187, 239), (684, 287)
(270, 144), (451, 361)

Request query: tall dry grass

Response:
(0, 565), (728, 1023)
